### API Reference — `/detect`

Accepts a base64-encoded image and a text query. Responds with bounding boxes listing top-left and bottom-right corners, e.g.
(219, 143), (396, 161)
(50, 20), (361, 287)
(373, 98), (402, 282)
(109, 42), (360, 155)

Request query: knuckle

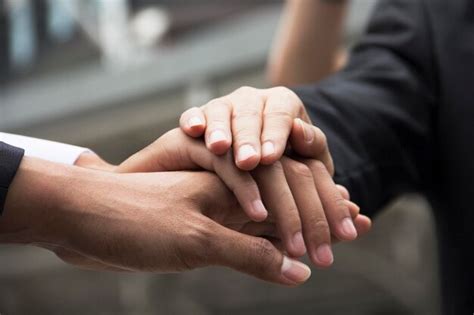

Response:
(235, 86), (256, 95)
(270, 160), (284, 172)
(232, 107), (261, 120)
(246, 238), (278, 276)
(265, 110), (294, 125)
(205, 97), (231, 110)
(313, 127), (328, 150)
(309, 160), (327, 174)
(207, 118), (229, 130)
(231, 179), (258, 198)
(308, 217), (330, 235)
(323, 190), (349, 218)
(253, 238), (275, 261)
(177, 218), (216, 270)
(208, 117), (228, 125)
(270, 86), (303, 104)
(270, 86), (292, 95)
(285, 211), (302, 230)
(287, 161), (313, 180)
(333, 194), (349, 213)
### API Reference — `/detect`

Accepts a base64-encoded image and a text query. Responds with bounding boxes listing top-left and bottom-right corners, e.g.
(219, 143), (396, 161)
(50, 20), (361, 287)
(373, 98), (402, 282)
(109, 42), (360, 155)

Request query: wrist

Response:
(0, 157), (99, 245)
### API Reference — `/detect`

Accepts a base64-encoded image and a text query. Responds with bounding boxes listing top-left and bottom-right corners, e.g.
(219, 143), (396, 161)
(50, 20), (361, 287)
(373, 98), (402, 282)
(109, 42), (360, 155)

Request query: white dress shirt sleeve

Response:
(0, 132), (91, 165)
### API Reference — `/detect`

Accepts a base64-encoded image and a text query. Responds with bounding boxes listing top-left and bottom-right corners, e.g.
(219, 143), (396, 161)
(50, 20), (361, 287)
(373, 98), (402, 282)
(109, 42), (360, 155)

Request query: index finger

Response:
(260, 87), (308, 165)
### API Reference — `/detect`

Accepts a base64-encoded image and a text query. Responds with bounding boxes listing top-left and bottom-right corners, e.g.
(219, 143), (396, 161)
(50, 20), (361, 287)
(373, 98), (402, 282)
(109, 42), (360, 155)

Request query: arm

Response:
(178, 0), (435, 217)
(0, 132), (370, 268)
(0, 156), (312, 285)
(294, 0), (436, 215)
(267, 0), (348, 86)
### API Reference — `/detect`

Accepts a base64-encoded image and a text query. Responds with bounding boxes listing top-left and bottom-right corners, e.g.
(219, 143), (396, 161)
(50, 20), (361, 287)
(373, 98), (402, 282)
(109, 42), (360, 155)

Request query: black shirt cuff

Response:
(0, 142), (25, 215)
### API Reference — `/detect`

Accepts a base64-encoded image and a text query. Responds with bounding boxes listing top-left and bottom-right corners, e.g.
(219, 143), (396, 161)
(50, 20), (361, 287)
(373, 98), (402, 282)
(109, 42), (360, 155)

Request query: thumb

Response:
(118, 129), (267, 222)
(289, 118), (334, 176)
(211, 225), (311, 286)
(117, 129), (202, 173)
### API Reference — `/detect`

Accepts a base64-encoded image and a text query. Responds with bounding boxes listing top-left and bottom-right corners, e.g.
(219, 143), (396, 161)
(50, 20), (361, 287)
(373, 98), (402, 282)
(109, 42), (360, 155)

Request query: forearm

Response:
(0, 157), (98, 245)
(268, 0), (348, 86)
(292, 0), (436, 215)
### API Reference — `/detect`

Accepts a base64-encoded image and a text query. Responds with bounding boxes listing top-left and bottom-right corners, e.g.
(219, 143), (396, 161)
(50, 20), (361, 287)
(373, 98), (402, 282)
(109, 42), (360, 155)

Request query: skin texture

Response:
(180, 87), (316, 169)
(0, 83), (371, 285)
(0, 157), (314, 285)
(267, 0), (348, 86)
(179, 84), (373, 265)
(117, 128), (371, 268)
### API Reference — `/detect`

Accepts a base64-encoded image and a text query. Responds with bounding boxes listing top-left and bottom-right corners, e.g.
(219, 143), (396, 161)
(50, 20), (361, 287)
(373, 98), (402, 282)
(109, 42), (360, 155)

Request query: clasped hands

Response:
(53, 86), (371, 285)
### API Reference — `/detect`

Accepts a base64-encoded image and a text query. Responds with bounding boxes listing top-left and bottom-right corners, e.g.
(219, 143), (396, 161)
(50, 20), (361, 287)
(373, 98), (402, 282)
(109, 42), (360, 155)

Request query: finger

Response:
(239, 221), (277, 238)
(170, 135), (268, 221)
(345, 199), (361, 218)
(260, 87), (307, 165)
(337, 184), (350, 200)
(228, 87), (264, 170)
(153, 130), (268, 221)
(281, 157), (333, 268)
(118, 129), (267, 221)
(211, 152), (268, 221)
(290, 119), (334, 176)
(267, 237), (285, 252)
(211, 224), (311, 286)
(305, 159), (358, 241)
(354, 215), (372, 236)
(202, 98), (233, 155)
(179, 107), (206, 138)
(252, 162), (306, 257)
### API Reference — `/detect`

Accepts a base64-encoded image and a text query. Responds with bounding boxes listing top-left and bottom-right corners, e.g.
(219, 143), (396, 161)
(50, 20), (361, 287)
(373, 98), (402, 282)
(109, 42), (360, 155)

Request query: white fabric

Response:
(0, 132), (90, 165)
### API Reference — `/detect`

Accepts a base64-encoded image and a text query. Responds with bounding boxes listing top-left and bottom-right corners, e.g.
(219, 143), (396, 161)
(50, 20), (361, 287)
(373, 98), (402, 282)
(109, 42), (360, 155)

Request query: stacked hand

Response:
(4, 86), (370, 286)
(109, 86), (371, 278)
(177, 86), (371, 262)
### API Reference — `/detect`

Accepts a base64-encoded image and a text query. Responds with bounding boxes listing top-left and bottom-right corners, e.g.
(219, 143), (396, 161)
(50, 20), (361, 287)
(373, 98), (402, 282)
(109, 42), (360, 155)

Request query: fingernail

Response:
(188, 117), (203, 128)
(297, 118), (314, 143)
(313, 243), (334, 266)
(251, 200), (268, 218)
(209, 130), (227, 145)
(292, 231), (306, 255)
(237, 144), (257, 162)
(342, 217), (358, 239)
(281, 256), (311, 283)
(262, 141), (275, 157)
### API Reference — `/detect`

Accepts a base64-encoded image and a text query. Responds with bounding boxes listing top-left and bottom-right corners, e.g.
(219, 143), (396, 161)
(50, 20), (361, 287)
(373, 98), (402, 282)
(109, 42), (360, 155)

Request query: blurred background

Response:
(0, 0), (440, 314)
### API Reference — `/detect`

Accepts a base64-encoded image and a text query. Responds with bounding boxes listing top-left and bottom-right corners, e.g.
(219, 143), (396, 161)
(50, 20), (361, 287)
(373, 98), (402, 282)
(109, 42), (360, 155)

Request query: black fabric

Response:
(0, 142), (25, 215)
(293, 0), (474, 313)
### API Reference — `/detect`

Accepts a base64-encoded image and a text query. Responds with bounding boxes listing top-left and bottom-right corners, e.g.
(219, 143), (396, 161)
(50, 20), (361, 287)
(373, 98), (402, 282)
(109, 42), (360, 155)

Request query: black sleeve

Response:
(0, 142), (25, 215)
(293, 0), (437, 217)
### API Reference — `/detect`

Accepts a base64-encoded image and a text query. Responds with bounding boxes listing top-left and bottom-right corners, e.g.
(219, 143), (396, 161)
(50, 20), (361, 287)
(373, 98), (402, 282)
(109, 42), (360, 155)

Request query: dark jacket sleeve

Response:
(0, 142), (25, 215)
(293, 0), (437, 216)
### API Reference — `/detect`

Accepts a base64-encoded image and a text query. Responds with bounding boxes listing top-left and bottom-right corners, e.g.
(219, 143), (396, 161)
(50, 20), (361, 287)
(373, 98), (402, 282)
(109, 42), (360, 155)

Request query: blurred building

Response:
(0, 1), (440, 314)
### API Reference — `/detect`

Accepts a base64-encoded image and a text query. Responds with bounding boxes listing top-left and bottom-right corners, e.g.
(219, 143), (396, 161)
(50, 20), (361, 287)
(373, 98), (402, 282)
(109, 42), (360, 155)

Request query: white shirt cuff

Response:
(0, 132), (91, 165)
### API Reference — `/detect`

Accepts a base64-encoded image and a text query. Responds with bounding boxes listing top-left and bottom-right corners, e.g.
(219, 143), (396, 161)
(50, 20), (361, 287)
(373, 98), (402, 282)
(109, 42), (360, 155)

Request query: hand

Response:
(177, 86), (370, 263)
(117, 128), (371, 267)
(179, 86), (314, 170)
(1, 157), (313, 286)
